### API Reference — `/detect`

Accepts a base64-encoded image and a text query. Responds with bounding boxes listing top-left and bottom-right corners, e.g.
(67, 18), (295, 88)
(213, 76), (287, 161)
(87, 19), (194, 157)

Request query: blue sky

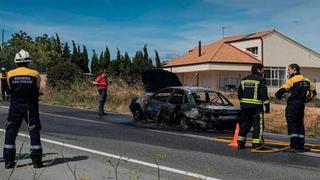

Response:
(0, 0), (319, 60)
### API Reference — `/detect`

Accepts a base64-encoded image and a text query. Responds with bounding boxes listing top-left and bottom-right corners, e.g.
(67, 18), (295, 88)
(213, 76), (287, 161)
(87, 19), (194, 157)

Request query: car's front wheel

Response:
(132, 106), (143, 122)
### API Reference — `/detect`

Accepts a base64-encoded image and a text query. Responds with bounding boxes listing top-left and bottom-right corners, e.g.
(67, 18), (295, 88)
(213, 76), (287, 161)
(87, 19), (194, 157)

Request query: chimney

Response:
(198, 40), (201, 57)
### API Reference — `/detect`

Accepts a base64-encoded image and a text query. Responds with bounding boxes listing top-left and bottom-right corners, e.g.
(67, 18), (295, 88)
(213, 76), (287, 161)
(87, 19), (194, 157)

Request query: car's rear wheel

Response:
(132, 106), (143, 122)
(180, 116), (190, 130)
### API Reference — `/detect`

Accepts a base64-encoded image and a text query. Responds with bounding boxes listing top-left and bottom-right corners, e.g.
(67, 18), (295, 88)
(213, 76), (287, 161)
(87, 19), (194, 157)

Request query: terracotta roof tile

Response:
(165, 29), (275, 67)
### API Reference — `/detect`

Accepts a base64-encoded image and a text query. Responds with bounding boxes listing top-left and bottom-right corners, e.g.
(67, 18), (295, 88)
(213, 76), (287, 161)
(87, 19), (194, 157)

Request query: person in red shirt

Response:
(95, 70), (108, 115)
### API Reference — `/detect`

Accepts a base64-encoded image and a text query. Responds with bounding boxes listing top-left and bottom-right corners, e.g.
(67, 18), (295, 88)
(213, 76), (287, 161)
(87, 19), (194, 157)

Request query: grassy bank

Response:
(41, 82), (320, 137)
(40, 79), (144, 114)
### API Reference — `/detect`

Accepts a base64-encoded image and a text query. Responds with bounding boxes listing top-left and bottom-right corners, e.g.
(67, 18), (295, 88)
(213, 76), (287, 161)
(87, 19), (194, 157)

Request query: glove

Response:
(274, 92), (282, 99)
(264, 103), (270, 113)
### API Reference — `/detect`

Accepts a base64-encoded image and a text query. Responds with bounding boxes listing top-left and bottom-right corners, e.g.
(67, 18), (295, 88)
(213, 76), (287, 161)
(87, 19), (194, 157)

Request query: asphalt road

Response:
(0, 101), (319, 180)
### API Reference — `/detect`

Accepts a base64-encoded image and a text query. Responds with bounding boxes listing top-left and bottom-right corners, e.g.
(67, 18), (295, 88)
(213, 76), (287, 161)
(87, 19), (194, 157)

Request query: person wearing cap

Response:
(94, 70), (109, 115)
(3, 49), (43, 169)
(0, 67), (10, 101)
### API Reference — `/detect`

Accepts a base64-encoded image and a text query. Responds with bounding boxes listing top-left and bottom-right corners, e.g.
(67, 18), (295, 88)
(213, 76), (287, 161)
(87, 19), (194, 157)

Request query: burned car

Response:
(129, 69), (241, 129)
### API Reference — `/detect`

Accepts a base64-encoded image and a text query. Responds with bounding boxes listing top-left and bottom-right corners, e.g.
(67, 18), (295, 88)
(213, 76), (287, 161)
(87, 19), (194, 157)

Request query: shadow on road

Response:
(0, 153), (88, 168)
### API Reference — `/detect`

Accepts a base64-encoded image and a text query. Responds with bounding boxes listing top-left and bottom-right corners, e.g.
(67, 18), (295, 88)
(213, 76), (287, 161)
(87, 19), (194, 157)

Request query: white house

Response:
(164, 29), (320, 94)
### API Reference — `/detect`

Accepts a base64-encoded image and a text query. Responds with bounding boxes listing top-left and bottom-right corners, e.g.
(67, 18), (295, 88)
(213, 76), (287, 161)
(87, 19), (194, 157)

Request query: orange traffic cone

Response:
(229, 123), (240, 148)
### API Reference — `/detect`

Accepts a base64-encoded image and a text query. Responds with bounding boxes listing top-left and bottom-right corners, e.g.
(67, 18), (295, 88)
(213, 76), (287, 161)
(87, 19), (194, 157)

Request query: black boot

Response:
(237, 142), (246, 149)
(32, 159), (43, 168)
(5, 161), (16, 169)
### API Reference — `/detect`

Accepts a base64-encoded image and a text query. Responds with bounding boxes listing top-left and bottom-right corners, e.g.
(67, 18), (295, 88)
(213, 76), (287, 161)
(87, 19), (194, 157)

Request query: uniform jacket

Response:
(275, 73), (316, 104)
(238, 73), (269, 109)
(7, 67), (40, 103)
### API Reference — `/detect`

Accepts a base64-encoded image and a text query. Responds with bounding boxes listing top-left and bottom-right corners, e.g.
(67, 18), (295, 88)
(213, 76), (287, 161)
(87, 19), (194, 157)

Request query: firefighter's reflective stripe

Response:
(240, 98), (263, 104)
(259, 112), (263, 142)
(289, 134), (305, 138)
(240, 80), (261, 104)
(238, 136), (246, 142)
(4, 144), (16, 149)
(252, 139), (261, 144)
(263, 100), (270, 104)
(31, 145), (42, 150)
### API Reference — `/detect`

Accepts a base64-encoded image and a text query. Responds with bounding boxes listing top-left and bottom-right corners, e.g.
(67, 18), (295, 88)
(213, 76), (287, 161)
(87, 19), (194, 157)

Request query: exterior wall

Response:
(230, 39), (262, 61)
(263, 33), (320, 67)
(301, 67), (320, 93)
(176, 70), (250, 90)
(164, 63), (252, 73)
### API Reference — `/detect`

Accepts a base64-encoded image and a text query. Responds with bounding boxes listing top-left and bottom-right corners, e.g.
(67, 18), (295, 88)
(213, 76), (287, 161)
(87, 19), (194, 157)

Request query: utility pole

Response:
(222, 26), (231, 38)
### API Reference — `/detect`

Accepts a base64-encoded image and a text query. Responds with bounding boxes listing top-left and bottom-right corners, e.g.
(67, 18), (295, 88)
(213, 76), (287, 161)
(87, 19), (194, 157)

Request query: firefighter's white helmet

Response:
(14, 49), (32, 63)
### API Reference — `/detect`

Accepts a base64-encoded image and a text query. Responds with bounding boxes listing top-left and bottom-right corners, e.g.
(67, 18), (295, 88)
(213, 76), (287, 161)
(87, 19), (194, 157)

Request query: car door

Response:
(144, 88), (174, 120)
(159, 89), (185, 123)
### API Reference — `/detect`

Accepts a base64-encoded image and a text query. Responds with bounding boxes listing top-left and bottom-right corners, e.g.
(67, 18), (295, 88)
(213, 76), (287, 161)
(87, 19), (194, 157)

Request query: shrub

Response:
(47, 62), (82, 89)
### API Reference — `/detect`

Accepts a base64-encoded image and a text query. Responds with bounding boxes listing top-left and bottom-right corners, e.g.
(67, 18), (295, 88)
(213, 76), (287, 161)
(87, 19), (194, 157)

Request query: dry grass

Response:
(40, 79), (144, 114)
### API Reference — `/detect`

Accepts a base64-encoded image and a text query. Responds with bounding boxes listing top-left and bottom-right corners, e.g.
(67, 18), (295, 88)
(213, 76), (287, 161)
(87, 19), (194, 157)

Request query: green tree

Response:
(53, 33), (62, 54)
(80, 45), (89, 73)
(47, 61), (81, 89)
(62, 42), (71, 59)
(71, 40), (78, 64)
(99, 51), (104, 72)
(91, 50), (99, 76)
(155, 50), (162, 68)
(100, 46), (110, 71)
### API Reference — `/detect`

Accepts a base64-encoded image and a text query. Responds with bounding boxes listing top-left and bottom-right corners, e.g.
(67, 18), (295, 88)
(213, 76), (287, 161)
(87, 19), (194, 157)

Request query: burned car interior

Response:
(129, 69), (241, 130)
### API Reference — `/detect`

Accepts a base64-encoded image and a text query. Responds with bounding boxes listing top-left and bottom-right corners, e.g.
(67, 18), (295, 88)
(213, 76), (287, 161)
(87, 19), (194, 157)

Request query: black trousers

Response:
(238, 108), (264, 145)
(1, 84), (9, 100)
(286, 102), (305, 149)
(98, 90), (107, 114)
(3, 102), (42, 162)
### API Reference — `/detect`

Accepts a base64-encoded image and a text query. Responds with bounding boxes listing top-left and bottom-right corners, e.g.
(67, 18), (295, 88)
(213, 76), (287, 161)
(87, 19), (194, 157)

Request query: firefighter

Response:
(275, 64), (317, 152)
(237, 64), (270, 150)
(3, 49), (43, 169)
(1, 67), (10, 100)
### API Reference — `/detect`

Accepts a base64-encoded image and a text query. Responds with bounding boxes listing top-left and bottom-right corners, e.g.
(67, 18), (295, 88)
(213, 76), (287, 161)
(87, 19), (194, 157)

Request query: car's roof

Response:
(167, 86), (218, 93)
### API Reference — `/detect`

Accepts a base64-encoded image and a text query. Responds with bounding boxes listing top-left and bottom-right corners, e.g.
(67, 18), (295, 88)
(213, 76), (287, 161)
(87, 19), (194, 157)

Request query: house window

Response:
(246, 47), (258, 55)
(264, 67), (286, 86)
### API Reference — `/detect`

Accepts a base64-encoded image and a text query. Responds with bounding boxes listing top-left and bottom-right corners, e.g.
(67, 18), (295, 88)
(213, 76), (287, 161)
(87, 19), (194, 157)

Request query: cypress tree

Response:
(71, 40), (78, 64)
(62, 42), (71, 59)
(155, 50), (162, 68)
(81, 45), (89, 73)
(103, 46), (111, 70)
(99, 51), (104, 71)
(91, 50), (99, 76)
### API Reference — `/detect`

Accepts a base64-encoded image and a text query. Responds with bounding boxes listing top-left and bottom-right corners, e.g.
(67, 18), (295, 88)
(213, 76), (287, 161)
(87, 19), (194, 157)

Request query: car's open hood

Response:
(141, 69), (182, 93)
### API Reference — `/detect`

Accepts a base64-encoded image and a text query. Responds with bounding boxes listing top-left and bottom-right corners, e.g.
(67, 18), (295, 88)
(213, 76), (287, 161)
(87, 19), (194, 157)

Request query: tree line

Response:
(0, 31), (162, 87)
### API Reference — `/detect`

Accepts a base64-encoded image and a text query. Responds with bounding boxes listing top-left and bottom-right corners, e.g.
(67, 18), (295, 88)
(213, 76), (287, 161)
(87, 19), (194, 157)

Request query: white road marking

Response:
(148, 129), (215, 141)
(0, 129), (219, 180)
(39, 103), (122, 115)
(0, 105), (111, 125)
(298, 152), (320, 158)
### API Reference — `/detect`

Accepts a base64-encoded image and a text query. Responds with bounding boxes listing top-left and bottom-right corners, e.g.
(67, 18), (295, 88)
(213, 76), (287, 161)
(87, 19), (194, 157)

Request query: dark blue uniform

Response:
(3, 67), (42, 167)
(237, 74), (269, 148)
(275, 73), (317, 150)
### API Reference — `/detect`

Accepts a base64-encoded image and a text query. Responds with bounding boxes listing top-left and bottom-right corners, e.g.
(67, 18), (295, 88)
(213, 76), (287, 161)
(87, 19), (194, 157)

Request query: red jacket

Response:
(95, 73), (108, 90)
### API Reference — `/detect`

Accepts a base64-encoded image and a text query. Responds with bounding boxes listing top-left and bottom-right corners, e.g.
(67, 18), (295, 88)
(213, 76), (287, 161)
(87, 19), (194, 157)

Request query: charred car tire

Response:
(132, 106), (143, 122)
(180, 116), (190, 130)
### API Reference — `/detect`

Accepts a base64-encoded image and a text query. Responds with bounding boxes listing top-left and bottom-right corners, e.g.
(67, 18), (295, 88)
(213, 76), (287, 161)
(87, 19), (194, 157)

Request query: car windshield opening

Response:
(192, 92), (230, 106)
